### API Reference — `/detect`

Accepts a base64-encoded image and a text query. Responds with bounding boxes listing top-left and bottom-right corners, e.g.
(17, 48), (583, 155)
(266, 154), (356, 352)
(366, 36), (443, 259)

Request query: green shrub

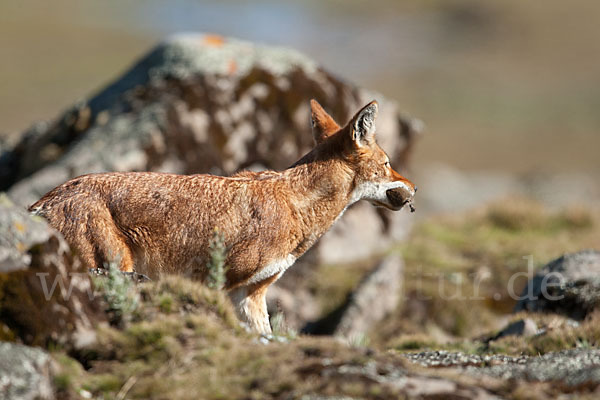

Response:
(206, 229), (228, 290)
(93, 261), (138, 319)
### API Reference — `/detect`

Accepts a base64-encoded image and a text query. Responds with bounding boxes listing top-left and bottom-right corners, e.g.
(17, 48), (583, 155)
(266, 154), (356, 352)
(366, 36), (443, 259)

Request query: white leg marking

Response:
(228, 286), (272, 335)
(229, 287), (251, 329)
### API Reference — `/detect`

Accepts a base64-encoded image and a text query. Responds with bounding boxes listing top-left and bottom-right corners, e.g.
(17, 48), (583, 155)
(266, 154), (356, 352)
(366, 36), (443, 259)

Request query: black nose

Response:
(414, 186), (418, 192)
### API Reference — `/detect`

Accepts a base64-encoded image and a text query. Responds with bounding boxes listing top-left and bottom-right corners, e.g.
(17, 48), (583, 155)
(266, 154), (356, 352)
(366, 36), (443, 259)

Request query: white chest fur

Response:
(245, 254), (297, 285)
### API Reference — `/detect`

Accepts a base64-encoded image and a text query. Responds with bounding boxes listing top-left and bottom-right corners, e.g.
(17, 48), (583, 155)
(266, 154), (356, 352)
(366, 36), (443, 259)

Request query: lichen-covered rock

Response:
(0, 196), (106, 347)
(514, 250), (600, 319)
(0, 342), (54, 400)
(0, 195), (51, 274)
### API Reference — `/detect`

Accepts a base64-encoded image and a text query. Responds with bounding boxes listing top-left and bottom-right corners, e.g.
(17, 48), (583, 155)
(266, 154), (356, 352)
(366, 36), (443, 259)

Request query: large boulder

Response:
(0, 195), (105, 347)
(514, 250), (600, 320)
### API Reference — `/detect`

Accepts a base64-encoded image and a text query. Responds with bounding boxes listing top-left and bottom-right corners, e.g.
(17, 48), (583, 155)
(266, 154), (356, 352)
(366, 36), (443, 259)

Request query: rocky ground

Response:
(1, 35), (600, 399)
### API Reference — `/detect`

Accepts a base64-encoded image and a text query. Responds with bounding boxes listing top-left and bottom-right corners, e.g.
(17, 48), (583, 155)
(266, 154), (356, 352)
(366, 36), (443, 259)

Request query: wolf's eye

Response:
(384, 161), (390, 168)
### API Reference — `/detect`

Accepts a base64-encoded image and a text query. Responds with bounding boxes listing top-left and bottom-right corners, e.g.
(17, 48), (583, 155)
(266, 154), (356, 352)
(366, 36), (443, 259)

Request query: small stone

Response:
(490, 318), (538, 341)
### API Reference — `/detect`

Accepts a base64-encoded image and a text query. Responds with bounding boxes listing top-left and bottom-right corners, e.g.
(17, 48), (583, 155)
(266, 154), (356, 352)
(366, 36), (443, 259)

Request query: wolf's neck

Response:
(282, 158), (355, 256)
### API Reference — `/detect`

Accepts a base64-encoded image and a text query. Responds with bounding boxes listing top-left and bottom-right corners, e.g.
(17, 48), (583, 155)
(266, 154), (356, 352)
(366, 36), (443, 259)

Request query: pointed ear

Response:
(350, 101), (378, 147)
(310, 99), (340, 144)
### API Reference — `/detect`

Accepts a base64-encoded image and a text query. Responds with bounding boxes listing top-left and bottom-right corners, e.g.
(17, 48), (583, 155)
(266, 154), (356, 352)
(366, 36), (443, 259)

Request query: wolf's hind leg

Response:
(59, 205), (135, 272)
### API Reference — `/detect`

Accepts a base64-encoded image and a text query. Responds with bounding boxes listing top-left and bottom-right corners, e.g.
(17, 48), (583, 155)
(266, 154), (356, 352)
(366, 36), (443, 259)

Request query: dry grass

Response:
(53, 276), (406, 399)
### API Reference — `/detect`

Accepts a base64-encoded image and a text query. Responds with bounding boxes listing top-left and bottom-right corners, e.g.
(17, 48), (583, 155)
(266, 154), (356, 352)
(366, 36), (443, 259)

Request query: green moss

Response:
(50, 352), (86, 395)
(157, 293), (174, 313)
(53, 373), (71, 392)
(85, 373), (124, 394)
(127, 322), (167, 346)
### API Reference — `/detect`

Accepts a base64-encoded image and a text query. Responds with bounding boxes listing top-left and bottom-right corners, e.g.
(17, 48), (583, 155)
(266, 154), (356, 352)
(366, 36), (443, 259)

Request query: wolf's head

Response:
(309, 99), (417, 211)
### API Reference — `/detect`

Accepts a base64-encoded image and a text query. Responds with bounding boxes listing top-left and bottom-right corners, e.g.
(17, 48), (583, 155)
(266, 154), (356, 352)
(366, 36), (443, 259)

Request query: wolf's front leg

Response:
(228, 283), (272, 335)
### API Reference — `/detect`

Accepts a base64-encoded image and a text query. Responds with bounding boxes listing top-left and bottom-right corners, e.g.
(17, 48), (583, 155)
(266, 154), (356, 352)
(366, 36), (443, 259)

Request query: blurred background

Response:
(2, 0), (599, 179)
(2, 3), (600, 392)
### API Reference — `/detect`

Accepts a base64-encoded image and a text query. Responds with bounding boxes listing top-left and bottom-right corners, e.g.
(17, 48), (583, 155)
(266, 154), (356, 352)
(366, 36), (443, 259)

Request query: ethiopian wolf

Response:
(30, 100), (417, 334)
